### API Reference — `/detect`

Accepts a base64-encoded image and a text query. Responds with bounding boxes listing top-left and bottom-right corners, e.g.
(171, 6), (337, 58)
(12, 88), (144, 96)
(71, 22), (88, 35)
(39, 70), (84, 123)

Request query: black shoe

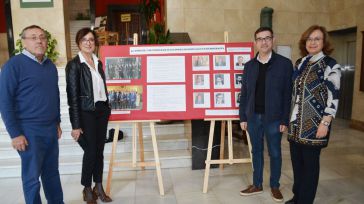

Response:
(285, 198), (296, 204)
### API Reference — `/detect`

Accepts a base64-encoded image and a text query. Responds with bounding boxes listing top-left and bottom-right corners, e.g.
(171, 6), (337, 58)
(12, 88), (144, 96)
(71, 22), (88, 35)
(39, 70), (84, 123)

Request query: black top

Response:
(255, 61), (269, 113)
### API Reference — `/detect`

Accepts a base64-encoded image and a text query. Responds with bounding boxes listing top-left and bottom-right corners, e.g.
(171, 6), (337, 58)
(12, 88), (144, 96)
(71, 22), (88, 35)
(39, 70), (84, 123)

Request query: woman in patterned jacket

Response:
(286, 25), (341, 204)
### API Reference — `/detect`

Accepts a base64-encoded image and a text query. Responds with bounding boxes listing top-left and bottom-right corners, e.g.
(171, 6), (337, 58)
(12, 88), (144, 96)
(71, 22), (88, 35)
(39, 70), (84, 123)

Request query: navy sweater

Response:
(0, 54), (60, 138)
(239, 52), (293, 126)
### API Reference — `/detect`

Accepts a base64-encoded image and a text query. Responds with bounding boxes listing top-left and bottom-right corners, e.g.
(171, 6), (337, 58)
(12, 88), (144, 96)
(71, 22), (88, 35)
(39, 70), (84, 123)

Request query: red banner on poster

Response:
(99, 42), (254, 121)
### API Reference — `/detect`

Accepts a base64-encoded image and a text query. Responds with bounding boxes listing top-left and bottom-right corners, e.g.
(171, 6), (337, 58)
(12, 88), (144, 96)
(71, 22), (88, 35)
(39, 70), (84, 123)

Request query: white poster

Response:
(147, 85), (186, 112)
(147, 56), (185, 83)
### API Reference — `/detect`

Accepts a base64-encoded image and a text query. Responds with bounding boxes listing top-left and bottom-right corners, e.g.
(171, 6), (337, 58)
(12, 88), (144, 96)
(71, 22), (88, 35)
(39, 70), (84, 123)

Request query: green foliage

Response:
(148, 23), (172, 44)
(13, 30), (60, 63)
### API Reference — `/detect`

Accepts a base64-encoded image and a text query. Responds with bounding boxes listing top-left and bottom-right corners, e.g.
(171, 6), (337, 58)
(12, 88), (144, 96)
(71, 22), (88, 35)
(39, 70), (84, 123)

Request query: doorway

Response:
(329, 28), (357, 120)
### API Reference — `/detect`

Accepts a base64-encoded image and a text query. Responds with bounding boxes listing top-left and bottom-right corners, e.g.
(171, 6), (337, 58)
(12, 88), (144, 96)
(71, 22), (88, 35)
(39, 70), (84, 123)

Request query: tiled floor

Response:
(0, 119), (363, 204)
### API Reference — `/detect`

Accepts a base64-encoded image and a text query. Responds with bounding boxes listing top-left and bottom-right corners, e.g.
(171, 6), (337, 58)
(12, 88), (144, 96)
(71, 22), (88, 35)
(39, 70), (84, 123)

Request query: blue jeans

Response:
(247, 113), (282, 188)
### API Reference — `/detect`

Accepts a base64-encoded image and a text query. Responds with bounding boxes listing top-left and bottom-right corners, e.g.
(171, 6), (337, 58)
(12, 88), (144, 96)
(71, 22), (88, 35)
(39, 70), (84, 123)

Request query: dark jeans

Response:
(80, 101), (110, 187)
(289, 142), (322, 204)
(247, 113), (282, 188)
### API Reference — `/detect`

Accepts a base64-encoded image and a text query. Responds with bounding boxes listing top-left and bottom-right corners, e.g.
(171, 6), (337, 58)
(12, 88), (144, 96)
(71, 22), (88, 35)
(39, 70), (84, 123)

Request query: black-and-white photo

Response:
(105, 57), (141, 80)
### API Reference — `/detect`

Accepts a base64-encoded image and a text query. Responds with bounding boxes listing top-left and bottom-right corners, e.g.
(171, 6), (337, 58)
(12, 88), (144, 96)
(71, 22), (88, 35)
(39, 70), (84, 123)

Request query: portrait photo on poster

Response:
(108, 85), (143, 112)
(105, 57), (142, 82)
(234, 54), (250, 70)
(192, 55), (209, 71)
(214, 73), (231, 89)
(234, 73), (243, 88)
(214, 92), (232, 108)
(193, 74), (210, 89)
(193, 92), (211, 108)
(235, 91), (241, 107)
(213, 55), (230, 70)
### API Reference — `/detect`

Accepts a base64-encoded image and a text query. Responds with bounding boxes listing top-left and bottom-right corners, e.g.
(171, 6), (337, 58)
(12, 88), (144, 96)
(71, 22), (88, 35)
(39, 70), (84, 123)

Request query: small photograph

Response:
(193, 74), (210, 89)
(105, 57), (141, 81)
(213, 55), (230, 70)
(234, 73), (243, 88)
(192, 55), (209, 71)
(193, 92), (211, 108)
(235, 92), (241, 107)
(107, 85), (143, 111)
(214, 92), (231, 108)
(214, 73), (231, 89)
(234, 54), (250, 70)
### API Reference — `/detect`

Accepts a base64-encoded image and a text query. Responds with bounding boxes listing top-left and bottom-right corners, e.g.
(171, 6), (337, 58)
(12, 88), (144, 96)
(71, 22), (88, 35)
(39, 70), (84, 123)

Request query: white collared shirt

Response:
(257, 51), (272, 64)
(78, 52), (107, 103)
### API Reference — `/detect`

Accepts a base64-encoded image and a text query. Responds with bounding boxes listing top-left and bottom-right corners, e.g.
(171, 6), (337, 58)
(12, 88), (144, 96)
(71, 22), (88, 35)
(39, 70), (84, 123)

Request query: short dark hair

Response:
(298, 25), (333, 56)
(75, 27), (99, 47)
(20, 25), (45, 38)
(254, 27), (274, 39)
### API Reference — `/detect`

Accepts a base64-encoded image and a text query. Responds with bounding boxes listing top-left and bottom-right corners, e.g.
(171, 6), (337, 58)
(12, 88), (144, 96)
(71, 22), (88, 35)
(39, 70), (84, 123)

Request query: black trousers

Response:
(80, 101), (110, 187)
(289, 142), (322, 204)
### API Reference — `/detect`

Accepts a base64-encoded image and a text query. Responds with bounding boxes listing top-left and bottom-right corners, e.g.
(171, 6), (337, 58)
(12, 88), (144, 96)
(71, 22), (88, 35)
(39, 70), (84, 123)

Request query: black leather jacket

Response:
(65, 55), (109, 129)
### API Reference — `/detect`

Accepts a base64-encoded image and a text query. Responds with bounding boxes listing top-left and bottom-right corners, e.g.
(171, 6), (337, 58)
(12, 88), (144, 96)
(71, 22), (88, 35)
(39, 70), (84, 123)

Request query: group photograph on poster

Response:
(193, 74), (210, 89)
(234, 54), (251, 70)
(193, 92), (211, 108)
(234, 73), (243, 88)
(214, 73), (230, 89)
(105, 57), (142, 81)
(107, 85), (143, 111)
(213, 55), (230, 70)
(192, 55), (209, 71)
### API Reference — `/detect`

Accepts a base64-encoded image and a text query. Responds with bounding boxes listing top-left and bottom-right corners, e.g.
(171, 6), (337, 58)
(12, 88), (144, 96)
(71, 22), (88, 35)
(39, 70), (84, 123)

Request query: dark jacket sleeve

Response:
(239, 63), (248, 122)
(65, 60), (81, 129)
(281, 59), (293, 126)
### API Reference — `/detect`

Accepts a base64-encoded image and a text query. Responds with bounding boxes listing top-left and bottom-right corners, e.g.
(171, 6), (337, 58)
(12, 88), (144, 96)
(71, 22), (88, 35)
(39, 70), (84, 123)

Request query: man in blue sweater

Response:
(0, 25), (64, 204)
(239, 27), (293, 203)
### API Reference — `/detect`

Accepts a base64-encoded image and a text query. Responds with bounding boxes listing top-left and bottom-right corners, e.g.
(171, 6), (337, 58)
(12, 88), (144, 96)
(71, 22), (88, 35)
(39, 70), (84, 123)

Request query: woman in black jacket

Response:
(65, 27), (112, 204)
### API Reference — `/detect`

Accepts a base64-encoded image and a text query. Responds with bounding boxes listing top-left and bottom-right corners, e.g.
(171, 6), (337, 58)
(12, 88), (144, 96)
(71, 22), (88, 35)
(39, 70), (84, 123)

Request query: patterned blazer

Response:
(288, 52), (341, 148)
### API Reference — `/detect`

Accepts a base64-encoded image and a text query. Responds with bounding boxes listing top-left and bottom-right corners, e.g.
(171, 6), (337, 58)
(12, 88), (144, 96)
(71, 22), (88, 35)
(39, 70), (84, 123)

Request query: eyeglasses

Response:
(306, 37), (322, 43)
(81, 38), (95, 44)
(255, 36), (273, 43)
(22, 36), (47, 41)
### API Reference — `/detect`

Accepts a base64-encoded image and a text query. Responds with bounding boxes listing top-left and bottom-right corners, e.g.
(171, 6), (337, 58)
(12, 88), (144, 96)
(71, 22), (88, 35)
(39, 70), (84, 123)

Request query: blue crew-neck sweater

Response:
(0, 54), (61, 138)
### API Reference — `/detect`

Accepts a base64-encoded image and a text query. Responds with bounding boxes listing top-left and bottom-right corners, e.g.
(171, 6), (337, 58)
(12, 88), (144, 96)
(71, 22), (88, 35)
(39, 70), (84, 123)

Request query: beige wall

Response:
(166, 0), (330, 61)
(11, 0), (67, 66)
(0, 33), (8, 67)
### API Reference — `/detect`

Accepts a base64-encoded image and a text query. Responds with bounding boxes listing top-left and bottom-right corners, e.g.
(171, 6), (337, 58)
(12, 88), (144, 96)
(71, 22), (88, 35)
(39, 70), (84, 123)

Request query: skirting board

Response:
(350, 119), (364, 132)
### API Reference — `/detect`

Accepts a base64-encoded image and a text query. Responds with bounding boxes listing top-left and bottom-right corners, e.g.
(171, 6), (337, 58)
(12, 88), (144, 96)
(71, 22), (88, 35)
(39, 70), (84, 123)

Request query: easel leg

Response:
(137, 122), (145, 170)
(219, 121), (226, 170)
(150, 122), (165, 195)
(203, 120), (215, 193)
(106, 125), (120, 195)
(228, 120), (233, 163)
(132, 123), (137, 167)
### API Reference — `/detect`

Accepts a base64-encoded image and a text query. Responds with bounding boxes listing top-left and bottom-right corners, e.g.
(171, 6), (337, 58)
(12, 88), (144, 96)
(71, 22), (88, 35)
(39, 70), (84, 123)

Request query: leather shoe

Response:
(93, 183), (112, 202)
(83, 187), (97, 204)
(285, 197), (296, 204)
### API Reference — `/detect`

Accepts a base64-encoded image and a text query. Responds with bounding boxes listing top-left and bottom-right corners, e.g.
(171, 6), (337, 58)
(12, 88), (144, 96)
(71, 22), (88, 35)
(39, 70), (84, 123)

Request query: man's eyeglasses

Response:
(81, 38), (95, 44)
(306, 37), (322, 43)
(255, 36), (273, 43)
(22, 36), (47, 42)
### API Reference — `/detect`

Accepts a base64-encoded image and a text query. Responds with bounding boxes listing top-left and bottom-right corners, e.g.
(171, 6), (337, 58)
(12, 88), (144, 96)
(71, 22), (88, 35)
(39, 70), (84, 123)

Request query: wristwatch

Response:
(321, 120), (330, 126)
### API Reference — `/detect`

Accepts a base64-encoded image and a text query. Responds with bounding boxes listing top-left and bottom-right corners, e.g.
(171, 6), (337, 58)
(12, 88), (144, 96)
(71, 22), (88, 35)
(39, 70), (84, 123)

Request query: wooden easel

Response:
(202, 31), (253, 193)
(202, 118), (252, 193)
(105, 34), (164, 196)
(105, 120), (165, 196)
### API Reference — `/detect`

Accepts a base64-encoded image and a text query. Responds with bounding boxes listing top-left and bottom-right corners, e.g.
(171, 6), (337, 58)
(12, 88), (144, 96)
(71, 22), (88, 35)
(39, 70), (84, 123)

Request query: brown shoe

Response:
(83, 187), (97, 204)
(240, 185), (263, 196)
(93, 183), (112, 202)
(271, 188), (284, 202)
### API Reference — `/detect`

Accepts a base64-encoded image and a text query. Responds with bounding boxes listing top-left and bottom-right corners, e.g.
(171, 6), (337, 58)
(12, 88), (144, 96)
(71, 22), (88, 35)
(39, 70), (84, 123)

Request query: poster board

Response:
(100, 43), (254, 121)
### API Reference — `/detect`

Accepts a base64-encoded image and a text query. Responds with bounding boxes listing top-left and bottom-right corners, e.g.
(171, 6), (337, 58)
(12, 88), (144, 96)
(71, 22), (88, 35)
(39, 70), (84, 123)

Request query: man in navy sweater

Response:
(239, 27), (293, 203)
(0, 25), (64, 204)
